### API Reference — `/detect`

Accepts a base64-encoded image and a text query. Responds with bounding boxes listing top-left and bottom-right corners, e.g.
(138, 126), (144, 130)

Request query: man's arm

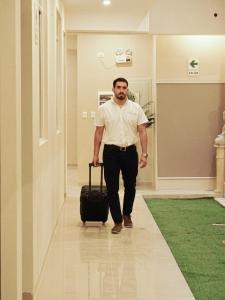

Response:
(93, 126), (104, 166)
(137, 124), (148, 168)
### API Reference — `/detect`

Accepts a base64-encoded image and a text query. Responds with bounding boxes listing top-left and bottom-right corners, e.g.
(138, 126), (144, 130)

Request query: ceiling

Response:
(62, 0), (152, 15)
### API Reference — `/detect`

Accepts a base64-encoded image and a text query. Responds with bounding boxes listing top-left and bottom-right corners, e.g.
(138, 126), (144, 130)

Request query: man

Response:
(92, 77), (148, 234)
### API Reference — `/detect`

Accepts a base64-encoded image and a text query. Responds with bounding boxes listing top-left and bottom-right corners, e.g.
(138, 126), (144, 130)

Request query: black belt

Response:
(104, 144), (136, 151)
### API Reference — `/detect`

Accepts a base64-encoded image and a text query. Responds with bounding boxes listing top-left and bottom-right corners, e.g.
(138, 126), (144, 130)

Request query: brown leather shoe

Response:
(111, 223), (122, 234)
(123, 215), (133, 228)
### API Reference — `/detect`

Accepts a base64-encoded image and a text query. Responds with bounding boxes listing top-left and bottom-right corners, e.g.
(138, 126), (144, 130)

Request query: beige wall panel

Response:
(77, 33), (153, 184)
(67, 50), (77, 165)
(21, 0), (34, 293)
(67, 35), (77, 50)
(0, 0), (22, 299)
(157, 83), (225, 177)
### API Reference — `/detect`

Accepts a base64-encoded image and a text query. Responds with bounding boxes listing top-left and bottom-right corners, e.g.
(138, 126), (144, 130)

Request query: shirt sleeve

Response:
(137, 105), (148, 125)
(95, 106), (105, 126)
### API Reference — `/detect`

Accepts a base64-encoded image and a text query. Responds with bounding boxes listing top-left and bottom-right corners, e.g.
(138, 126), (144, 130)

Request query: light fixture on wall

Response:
(102, 0), (111, 6)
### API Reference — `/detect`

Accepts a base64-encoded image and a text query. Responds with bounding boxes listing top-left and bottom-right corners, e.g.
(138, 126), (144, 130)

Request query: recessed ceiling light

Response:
(102, 0), (111, 6)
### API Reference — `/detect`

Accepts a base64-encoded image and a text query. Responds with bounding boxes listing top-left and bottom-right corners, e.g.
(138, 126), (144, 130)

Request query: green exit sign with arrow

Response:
(188, 59), (200, 76)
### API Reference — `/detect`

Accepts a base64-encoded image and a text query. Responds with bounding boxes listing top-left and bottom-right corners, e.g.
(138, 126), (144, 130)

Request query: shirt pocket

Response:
(125, 111), (138, 126)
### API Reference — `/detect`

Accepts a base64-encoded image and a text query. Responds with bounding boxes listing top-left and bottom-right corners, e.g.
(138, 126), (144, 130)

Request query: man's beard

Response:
(115, 92), (126, 100)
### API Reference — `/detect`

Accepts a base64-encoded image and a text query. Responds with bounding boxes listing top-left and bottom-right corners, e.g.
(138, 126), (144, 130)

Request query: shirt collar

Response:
(111, 98), (128, 107)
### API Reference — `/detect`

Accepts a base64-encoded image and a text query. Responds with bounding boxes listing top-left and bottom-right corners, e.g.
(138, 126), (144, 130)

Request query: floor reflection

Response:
(34, 168), (195, 300)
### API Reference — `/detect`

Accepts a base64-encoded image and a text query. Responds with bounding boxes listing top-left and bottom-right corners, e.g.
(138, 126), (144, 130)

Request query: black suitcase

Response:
(80, 163), (109, 224)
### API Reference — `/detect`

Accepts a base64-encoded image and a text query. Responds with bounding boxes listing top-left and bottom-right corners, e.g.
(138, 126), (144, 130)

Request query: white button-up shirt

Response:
(95, 99), (148, 147)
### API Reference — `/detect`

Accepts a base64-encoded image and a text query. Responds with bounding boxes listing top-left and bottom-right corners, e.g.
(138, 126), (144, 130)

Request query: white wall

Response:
(21, 0), (65, 297)
(67, 49), (77, 165)
(76, 33), (153, 184)
(149, 0), (225, 34)
(156, 35), (225, 82)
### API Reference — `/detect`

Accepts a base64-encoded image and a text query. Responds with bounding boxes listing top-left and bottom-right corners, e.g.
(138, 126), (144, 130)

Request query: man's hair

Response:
(113, 77), (128, 88)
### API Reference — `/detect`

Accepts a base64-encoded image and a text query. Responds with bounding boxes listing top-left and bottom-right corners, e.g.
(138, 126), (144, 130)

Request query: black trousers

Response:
(103, 144), (138, 224)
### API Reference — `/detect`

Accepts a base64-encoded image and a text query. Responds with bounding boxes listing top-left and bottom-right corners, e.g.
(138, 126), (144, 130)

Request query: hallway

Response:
(34, 168), (194, 300)
(2, 1), (225, 299)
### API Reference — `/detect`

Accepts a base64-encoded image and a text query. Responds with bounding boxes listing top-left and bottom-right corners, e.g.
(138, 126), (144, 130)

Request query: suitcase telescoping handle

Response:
(88, 162), (104, 193)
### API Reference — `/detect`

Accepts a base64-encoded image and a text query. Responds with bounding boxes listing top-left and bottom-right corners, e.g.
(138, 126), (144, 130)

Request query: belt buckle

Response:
(120, 146), (127, 151)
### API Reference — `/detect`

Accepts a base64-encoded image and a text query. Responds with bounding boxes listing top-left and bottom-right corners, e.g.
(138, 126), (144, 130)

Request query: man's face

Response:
(113, 81), (128, 101)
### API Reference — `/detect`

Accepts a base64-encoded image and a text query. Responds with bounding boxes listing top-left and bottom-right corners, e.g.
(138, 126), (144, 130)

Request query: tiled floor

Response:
(35, 168), (195, 300)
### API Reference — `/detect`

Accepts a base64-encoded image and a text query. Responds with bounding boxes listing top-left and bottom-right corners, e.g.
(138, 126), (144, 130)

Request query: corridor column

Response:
(214, 145), (225, 197)
(0, 1), (22, 300)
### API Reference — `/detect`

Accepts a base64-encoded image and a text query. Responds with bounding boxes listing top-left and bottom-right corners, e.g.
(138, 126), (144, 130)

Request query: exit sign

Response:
(188, 59), (200, 76)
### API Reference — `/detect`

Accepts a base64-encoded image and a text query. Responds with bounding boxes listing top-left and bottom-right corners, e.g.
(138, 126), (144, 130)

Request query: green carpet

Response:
(145, 198), (225, 300)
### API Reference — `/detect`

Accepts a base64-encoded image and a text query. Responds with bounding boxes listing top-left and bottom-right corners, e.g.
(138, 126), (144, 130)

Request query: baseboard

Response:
(156, 177), (216, 191)
(23, 293), (33, 300)
(136, 181), (153, 188)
